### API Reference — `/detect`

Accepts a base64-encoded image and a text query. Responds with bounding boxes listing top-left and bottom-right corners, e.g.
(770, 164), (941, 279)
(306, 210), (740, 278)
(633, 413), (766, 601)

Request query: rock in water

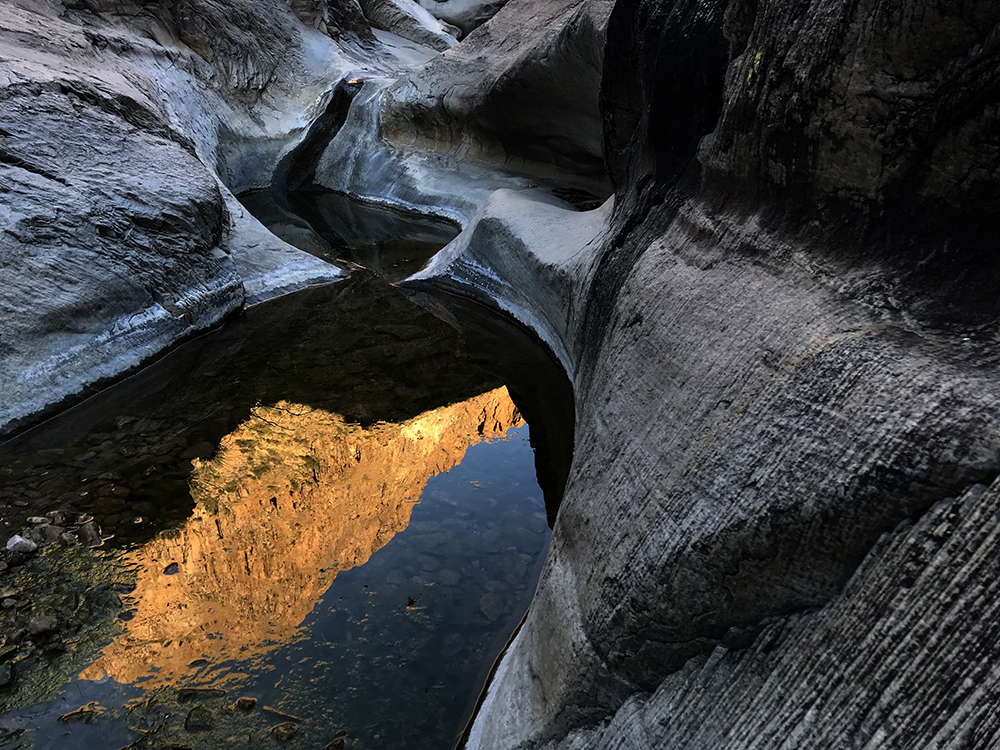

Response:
(0, 0), (358, 438)
(184, 705), (214, 731)
(271, 722), (300, 741)
(5, 536), (37, 554)
(26, 615), (58, 639)
(479, 592), (504, 622)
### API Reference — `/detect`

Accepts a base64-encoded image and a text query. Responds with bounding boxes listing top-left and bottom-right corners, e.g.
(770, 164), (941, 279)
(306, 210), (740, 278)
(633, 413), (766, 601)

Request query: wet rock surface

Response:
(0, 531), (133, 716)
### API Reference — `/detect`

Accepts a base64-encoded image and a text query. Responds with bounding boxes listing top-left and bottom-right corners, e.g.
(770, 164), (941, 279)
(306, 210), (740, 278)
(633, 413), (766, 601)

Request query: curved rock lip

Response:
(0, 276), (244, 440)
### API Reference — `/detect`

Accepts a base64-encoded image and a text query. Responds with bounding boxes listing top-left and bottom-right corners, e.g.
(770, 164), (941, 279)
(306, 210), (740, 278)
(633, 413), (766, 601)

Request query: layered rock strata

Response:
(403, 0), (1000, 748)
(544, 479), (1000, 748)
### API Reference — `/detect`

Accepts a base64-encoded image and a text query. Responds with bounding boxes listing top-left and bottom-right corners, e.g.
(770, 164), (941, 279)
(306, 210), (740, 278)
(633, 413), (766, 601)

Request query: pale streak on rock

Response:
(359, 0), (461, 50)
(414, 0), (509, 38)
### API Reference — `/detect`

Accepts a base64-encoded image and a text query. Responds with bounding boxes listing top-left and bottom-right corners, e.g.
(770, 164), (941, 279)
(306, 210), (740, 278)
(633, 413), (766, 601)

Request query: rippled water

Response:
(0, 196), (571, 749)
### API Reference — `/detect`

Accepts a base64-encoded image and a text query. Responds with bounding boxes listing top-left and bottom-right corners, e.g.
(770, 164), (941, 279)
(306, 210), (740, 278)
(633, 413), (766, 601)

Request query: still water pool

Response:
(0, 196), (568, 749)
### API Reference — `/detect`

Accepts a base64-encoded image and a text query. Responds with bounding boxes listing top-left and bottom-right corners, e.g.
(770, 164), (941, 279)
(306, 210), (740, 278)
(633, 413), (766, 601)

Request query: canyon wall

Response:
(0, 0), (459, 436)
(0, 0), (610, 436)
(429, 0), (1000, 747)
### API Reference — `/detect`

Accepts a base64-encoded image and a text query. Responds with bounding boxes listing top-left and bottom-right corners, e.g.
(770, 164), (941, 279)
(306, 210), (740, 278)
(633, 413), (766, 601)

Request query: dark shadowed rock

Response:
(184, 704), (215, 731)
(27, 615), (58, 640)
(381, 0), (614, 191)
(270, 721), (300, 740)
(414, 0), (508, 37)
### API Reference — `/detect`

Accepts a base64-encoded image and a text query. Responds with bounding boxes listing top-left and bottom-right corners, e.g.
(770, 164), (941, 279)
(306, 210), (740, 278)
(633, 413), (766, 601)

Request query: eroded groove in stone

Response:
(545, 479), (1000, 749)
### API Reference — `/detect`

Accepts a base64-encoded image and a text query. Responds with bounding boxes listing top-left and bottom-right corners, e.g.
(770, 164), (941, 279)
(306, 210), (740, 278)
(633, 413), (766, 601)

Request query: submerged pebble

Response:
(271, 721), (299, 741)
(184, 704), (215, 731)
(479, 592), (504, 622)
(27, 614), (59, 639)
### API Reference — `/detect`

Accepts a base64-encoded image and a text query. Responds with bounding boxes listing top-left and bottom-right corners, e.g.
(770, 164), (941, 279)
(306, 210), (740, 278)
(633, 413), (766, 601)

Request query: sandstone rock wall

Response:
(381, 0), (614, 192)
(435, 0), (1000, 747)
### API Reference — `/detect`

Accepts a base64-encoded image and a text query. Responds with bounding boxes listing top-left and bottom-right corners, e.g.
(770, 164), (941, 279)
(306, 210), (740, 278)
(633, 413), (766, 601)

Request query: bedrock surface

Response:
(434, 0), (1000, 747)
(313, 0), (614, 222)
(426, 191), (1000, 749)
(0, 0), (620, 435)
(545, 478), (1000, 749)
(0, 0), (449, 435)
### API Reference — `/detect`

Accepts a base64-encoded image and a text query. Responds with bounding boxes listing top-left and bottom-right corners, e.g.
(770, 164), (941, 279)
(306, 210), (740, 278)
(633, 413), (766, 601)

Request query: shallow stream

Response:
(0, 193), (572, 749)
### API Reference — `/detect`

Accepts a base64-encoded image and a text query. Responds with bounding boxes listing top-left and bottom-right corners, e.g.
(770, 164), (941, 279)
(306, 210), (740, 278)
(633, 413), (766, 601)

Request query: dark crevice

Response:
(0, 148), (68, 185)
(400, 282), (576, 529)
(272, 77), (364, 193)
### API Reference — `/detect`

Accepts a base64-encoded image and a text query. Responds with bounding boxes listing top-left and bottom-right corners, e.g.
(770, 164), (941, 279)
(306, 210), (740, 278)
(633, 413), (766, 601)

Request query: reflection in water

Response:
(238, 189), (459, 282)
(0, 272), (562, 750)
(84, 388), (521, 687)
(0, 275), (508, 546)
(0, 191), (572, 749)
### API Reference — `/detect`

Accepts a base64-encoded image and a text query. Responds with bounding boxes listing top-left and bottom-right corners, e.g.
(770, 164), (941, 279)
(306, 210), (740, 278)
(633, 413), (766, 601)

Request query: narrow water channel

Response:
(0, 193), (573, 749)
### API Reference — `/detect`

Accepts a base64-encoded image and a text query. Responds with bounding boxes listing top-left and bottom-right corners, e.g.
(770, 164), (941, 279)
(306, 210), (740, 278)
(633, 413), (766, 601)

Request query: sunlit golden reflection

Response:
(79, 387), (522, 686)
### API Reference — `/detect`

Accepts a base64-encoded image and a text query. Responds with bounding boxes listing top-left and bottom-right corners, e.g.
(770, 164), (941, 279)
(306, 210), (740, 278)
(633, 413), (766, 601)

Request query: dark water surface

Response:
(239, 189), (459, 283)
(0, 195), (571, 749)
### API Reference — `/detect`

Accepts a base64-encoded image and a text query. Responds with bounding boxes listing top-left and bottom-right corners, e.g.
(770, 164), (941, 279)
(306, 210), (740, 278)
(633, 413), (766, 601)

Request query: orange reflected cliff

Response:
(81, 387), (522, 685)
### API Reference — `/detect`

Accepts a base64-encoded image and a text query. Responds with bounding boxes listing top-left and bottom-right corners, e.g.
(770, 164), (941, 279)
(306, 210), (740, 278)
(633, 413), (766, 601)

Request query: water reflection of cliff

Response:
(82, 387), (522, 686)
